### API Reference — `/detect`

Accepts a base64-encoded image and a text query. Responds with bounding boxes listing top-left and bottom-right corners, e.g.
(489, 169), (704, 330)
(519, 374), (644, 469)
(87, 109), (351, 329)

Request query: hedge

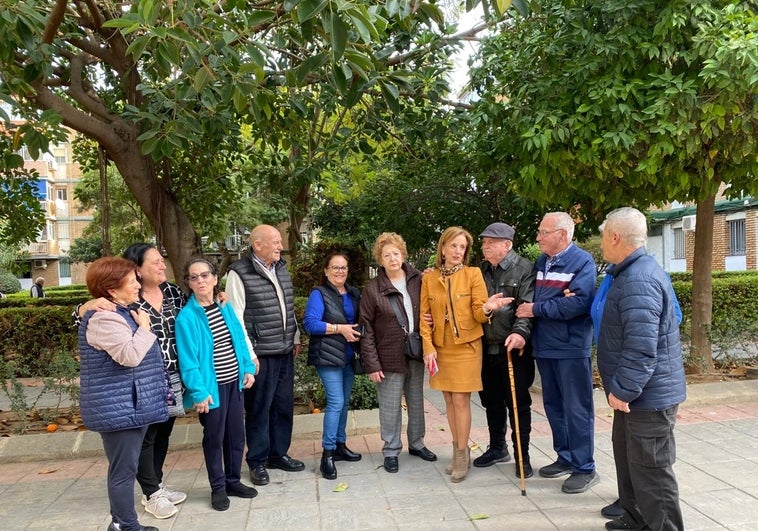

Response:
(3, 273), (757, 382)
(0, 306), (79, 376)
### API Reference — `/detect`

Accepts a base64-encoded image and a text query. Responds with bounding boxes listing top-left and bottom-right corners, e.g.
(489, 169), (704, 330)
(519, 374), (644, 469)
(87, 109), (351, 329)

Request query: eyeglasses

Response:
(188, 271), (214, 282)
(328, 266), (348, 272)
(537, 228), (563, 237)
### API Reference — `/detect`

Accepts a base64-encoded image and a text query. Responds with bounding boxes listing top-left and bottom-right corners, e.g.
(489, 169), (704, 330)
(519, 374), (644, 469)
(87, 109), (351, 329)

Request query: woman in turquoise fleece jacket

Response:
(175, 257), (258, 511)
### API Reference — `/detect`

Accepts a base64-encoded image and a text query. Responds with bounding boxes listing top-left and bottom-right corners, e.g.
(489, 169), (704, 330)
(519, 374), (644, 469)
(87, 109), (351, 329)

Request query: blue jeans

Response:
(316, 364), (355, 450)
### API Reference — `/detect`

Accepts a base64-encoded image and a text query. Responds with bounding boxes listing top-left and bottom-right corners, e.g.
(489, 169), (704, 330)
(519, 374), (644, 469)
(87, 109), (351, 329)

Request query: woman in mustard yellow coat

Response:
(420, 226), (512, 482)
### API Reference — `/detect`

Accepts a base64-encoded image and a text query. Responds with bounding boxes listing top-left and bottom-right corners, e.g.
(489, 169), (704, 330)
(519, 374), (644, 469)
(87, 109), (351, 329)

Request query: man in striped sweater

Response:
(516, 212), (598, 495)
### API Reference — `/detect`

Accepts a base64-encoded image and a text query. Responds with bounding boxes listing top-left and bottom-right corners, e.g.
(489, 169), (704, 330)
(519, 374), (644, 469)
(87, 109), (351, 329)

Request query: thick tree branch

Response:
(31, 82), (131, 153)
(68, 54), (117, 123)
(42, 0), (68, 45)
(387, 22), (489, 67)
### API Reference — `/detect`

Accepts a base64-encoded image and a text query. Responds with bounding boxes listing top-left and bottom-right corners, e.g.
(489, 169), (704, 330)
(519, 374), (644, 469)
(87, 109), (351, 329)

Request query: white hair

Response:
(545, 212), (575, 241)
(604, 207), (647, 248)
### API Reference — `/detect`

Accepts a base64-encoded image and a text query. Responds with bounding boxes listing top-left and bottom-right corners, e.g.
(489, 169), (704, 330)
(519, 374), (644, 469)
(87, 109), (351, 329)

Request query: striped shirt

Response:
(203, 303), (239, 385)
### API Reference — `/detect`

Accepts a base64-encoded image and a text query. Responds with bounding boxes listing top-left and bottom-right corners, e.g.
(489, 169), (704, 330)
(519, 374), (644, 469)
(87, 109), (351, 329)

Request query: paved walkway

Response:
(1, 380), (757, 530)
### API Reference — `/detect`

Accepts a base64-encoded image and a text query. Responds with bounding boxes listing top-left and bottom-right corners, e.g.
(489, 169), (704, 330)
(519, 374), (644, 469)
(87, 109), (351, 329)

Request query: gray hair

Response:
(545, 212), (575, 241)
(603, 207), (647, 248)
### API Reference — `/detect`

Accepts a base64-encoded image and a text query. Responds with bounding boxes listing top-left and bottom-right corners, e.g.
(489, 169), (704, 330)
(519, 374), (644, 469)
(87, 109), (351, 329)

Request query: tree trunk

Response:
(98, 145), (111, 257)
(106, 138), (202, 277)
(31, 86), (202, 278)
(689, 194), (715, 373)
(287, 182), (310, 261)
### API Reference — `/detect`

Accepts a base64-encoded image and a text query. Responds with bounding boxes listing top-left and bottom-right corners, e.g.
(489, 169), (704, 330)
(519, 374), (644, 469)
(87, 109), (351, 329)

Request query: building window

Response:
(59, 257), (71, 278)
(53, 145), (68, 164)
(729, 219), (746, 256)
(673, 228), (685, 259)
(58, 221), (70, 240)
(56, 188), (68, 201)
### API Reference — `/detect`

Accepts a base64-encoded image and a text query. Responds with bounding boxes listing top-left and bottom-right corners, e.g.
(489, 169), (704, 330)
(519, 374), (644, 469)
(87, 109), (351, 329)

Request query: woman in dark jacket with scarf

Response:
(303, 252), (363, 480)
(359, 232), (437, 475)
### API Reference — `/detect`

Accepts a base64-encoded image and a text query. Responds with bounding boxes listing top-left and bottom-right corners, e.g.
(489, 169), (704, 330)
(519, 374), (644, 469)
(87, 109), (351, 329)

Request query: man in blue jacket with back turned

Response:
(596, 207), (685, 531)
(516, 211), (598, 494)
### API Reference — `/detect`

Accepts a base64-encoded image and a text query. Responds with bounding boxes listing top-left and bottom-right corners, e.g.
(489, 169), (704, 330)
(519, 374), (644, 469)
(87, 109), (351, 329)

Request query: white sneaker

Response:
(159, 483), (187, 505)
(142, 490), (178, 519)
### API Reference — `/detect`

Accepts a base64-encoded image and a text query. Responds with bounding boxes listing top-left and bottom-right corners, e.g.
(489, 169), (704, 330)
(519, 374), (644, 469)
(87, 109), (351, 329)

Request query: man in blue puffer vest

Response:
(597, 207), (686, 531)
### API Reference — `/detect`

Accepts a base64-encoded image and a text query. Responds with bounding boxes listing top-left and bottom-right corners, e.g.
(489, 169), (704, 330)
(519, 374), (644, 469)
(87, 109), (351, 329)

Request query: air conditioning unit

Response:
(682, 215), (696, 232)
(33, 259), (47, 269)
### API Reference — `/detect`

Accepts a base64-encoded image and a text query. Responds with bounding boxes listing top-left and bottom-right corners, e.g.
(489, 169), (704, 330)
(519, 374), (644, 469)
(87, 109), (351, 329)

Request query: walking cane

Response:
(507, 347), (527, 496)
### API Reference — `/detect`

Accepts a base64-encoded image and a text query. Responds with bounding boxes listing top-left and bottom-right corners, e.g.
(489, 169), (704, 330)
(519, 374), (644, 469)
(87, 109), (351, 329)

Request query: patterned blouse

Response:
(133, 282), (186, 373)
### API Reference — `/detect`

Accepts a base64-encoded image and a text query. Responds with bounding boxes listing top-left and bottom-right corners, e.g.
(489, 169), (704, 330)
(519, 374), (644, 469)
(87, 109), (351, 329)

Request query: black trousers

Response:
(136, 416), (177, 497)
(200, 380), (246, 492)
(478, 349), (535, 459)
(244, 353), (295, 467)
(613, 406), (685, 531)
(101, 425), (148, 531)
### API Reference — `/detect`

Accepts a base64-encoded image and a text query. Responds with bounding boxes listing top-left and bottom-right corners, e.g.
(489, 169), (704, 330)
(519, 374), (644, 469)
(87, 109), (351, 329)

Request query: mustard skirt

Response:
(429, 324), (483, 393)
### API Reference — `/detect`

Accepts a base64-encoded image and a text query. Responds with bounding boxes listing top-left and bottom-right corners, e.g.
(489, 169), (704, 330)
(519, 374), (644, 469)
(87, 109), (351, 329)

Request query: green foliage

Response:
(0, 270), (21, 294)
(469, 0), (758, 221)
(518, 243), (541, 263)
(0, 119), (69, 247)
(68, 235), (104, 264)
(0, 348), (80, 433)
(290, 239), (371, 297)
(673, 272), (758, 368)
(348, 374), (379, 410)
(580, 236), (609, 275)
(0, 306), (79, 376)
(310, 107), (563, 259)
(0, 0), (500, 272)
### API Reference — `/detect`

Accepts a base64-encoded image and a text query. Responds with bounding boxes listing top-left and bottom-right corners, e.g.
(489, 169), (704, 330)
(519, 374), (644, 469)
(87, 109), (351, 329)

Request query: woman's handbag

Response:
(389, 295), (424, 362)
(351, 351), (367, 375)
(404, 331), (423, 362)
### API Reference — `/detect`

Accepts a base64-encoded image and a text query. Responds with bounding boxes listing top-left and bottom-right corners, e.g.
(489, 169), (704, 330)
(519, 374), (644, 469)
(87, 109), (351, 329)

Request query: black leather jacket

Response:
(480, 250), (536, 354)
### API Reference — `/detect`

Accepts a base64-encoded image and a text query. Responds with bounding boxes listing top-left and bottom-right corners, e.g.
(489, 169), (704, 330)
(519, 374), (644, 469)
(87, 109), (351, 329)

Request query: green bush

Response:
(672, 272), (758, 367)
(290, 239), (370, 297)
(0, 348), (79, 433)
(0, 270), (21, 294)
(0, 306), (79, 377)
(292, 296), (378, 410)
(0, 294), (90, 308)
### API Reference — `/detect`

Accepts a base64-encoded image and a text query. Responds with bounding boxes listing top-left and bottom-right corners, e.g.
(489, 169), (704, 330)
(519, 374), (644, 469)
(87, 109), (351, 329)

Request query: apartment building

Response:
(648, 195), (758, 273)
(18, 130), (92, 289)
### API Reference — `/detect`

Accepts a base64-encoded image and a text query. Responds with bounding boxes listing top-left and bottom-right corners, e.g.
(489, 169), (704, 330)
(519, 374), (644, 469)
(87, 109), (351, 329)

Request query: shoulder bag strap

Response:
(388, 294), (410, 337)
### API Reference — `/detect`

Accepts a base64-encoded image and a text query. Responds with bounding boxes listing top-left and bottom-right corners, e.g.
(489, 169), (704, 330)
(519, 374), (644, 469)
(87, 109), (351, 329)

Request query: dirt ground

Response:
(1, 365), (754, 437)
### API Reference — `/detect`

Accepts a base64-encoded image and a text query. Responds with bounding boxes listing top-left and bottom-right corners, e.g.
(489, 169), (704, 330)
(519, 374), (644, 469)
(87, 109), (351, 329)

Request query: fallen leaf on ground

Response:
(38, 468), (58, 474)
(332, 482), (349, 492)
(470, 443), (480, 451)
(470, 513), (489, 520)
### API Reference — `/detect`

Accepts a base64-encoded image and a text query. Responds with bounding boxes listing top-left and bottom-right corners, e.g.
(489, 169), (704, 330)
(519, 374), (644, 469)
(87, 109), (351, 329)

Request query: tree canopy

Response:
(469, 0), (758, 367)
(0, 0), (514, 270)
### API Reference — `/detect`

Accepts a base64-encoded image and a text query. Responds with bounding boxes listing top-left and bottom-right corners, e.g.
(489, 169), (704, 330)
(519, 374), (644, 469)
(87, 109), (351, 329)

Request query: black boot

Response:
(320, 449), (337, 480)
(334, 442), (362, 462)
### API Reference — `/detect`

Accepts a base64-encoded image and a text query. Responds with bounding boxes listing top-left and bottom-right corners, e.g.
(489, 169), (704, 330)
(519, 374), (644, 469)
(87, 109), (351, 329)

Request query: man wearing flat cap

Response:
(473, 222), (536, 478)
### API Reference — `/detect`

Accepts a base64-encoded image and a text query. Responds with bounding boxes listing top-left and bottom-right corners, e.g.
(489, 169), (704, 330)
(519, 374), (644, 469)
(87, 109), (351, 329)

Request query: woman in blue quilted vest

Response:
(78, 257), (168, 531)
(303, 252), (363, 480)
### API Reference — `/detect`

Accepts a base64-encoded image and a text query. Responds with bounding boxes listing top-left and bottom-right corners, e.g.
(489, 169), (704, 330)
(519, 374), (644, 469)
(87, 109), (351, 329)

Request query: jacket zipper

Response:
(445, 278), (459, 338)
